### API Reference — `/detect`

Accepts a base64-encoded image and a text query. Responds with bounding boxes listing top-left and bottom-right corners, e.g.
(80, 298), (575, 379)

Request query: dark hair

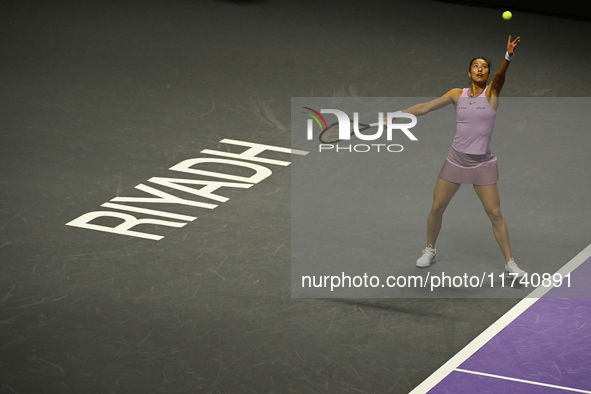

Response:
(469, 57), (491, 71)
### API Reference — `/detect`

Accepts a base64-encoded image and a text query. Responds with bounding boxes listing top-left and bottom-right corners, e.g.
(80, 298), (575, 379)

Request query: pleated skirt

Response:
(438, 147), (499, 186)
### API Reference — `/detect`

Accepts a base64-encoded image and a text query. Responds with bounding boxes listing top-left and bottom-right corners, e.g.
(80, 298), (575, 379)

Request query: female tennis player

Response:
(392, 36), (525, 277)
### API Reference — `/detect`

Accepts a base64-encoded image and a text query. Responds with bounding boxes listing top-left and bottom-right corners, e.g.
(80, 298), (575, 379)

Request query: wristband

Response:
(505, 51), (514, 61)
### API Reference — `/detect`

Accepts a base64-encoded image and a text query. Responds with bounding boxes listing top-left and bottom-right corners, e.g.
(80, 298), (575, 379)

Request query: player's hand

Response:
(507, 35), (520, 55)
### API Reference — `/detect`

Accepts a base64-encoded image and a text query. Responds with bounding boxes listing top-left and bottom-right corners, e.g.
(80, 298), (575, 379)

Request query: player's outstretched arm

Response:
(490, 35), (520, 96)
(383, 89), (460, 123)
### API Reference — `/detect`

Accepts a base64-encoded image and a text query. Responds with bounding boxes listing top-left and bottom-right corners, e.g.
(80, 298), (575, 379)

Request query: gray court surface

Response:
(1, 0), (590, 393)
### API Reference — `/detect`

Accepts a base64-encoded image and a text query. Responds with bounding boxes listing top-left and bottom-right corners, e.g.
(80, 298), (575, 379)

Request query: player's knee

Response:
(486, 207), (503, 223)
(431, 202), (448, 216)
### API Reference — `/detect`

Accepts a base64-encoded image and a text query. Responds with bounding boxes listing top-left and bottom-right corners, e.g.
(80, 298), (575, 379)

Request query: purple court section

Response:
(456, 297), (591, 391)
(454, 259), (591, 391)
(429, 370), (580, 393)
(427, 256), (591, 393)
(548, 256), (591, 298)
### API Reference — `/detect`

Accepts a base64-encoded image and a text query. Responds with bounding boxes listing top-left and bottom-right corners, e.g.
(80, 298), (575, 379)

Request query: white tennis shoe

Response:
(416, 245), (437, 268)
(505, 258), (526, 278)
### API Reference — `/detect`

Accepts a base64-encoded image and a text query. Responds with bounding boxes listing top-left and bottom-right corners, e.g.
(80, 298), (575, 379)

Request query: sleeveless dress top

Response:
(437, 86), (499, 186)
(452, 86), (496, 154)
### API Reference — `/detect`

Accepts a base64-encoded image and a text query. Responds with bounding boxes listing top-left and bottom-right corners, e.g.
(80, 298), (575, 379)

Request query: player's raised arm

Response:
(489, 35), (520, 96)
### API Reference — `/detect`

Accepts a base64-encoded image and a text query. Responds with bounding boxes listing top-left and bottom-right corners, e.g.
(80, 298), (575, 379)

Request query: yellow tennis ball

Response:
(503, 11), (512, 20)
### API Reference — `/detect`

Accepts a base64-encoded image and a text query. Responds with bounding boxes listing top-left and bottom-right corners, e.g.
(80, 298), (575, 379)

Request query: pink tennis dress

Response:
(438, 86), (499, 185)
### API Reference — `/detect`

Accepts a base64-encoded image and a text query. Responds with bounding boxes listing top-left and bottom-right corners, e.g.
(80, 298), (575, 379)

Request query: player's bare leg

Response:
(473, 184), (511, 261)
(473, 184), (526, 277)
(427, 177), (461, 247)
(417, 178), (461, 267)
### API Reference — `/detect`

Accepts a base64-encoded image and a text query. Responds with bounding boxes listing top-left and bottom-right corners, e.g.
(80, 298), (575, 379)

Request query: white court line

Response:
(408, 243), (591, 394)
(455, 369), (591, 394)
